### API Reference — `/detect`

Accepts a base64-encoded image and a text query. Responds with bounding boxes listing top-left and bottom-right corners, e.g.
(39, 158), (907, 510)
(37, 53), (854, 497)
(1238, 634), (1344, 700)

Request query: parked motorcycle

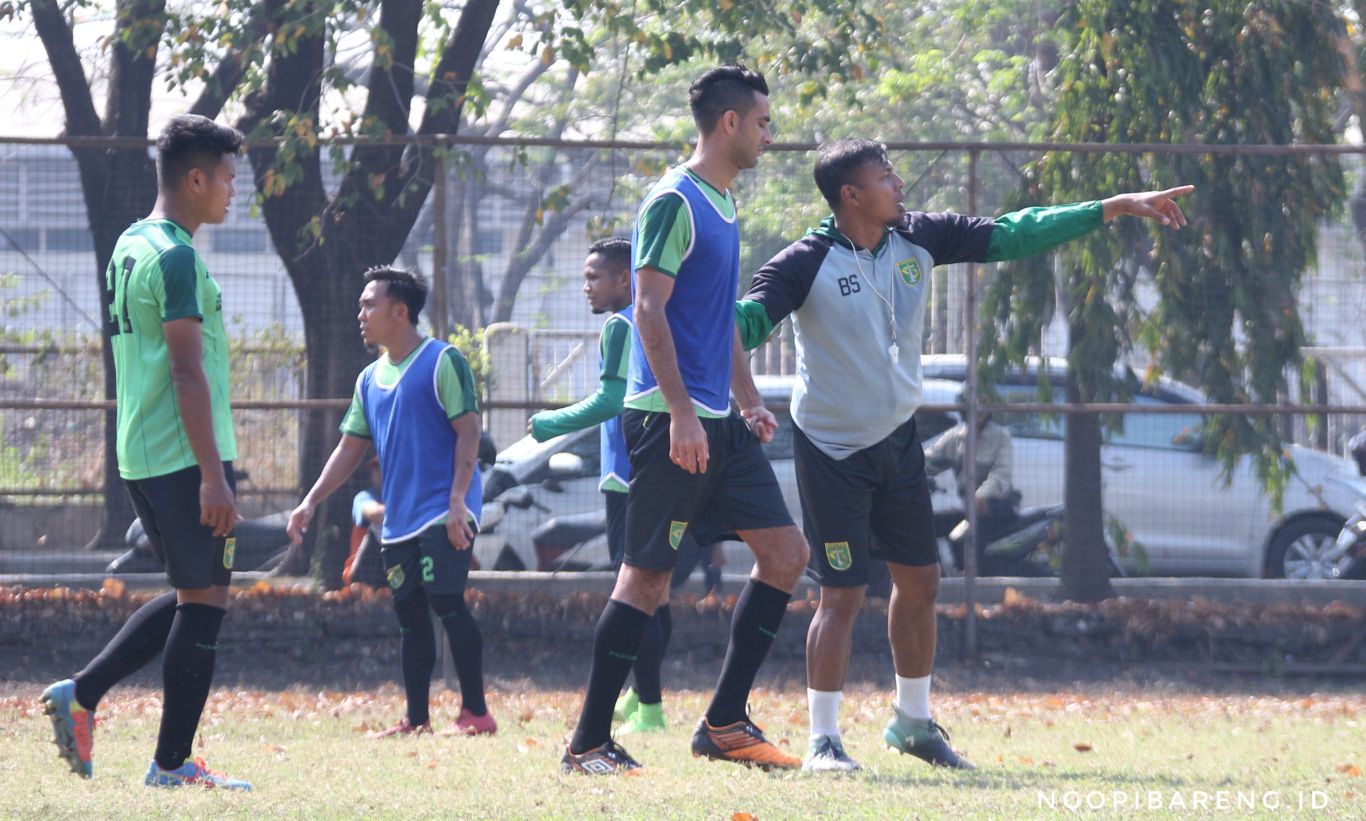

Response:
(938, 503), (1125, 578)
(106, 510), (291, 575)
(1323, 500), (1366, 580)
(474, 484), (552, 571)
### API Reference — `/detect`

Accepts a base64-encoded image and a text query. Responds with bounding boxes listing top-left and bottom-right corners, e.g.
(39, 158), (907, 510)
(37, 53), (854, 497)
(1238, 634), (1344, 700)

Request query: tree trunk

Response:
(78, 147), (157, 549)
(1060, 315), (1114, 603)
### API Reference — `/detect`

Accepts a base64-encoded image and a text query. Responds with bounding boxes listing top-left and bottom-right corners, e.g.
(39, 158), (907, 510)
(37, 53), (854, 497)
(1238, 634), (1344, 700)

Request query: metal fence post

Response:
(432, 152), (450, 341)
(962, 148), (981, 664)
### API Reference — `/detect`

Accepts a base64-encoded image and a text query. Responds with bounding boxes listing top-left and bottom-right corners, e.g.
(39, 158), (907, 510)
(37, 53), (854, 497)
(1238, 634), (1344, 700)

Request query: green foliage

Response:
(447, 324), (493, 396)
(554, 1), (885, 86)
(1105, 515), (1150, 576)
(980, 0), (1347, 509)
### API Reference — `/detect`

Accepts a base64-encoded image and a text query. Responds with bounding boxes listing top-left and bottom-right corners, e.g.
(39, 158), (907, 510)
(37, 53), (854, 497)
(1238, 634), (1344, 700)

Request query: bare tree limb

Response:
(189, 3), (272, 119)
(29, 0), (102, 136)
(105, 0), (167, 137)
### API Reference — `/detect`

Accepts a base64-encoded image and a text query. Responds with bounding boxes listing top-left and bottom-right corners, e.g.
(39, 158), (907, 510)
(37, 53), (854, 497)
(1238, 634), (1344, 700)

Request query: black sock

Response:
(429, 592), (487, 717)
(393, 588), (435, 727)
(74, 591), (178, 710)
(705, 580), (790, 726)
(631, 610), (664, 705)
(153, 603), (225, 771)
(632, 604), (673, 705)
(656, 603), (673, 658)
(570, 599), (650, 754)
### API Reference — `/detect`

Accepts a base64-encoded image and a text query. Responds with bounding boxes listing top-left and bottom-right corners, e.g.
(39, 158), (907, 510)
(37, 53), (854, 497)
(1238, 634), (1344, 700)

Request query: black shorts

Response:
(608, 487), (724, 571)
(795, 417), (939, 587)
(124, 462), (237, 590)
(622, 409), (793, 571)
(381, 523), (474, 600)
(605, 490), (628, 568)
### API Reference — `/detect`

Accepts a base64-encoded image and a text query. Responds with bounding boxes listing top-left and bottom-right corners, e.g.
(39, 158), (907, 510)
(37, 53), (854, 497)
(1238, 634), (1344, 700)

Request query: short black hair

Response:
(689, 64), (769, 135)
(364, 266), (428, 325)
(587, 237), (631, 272)
(813, 139), (889, 211)
(156, 114), (243, 189)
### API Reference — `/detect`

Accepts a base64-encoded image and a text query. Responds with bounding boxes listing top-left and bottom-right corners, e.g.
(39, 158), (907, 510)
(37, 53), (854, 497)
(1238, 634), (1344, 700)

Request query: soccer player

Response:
(287, 267), (495, 738)
(527, 237), (672, 735)
(737, 138), (1191, 771)
(40, 114), (251, 789)
(561, 65), (810, 775)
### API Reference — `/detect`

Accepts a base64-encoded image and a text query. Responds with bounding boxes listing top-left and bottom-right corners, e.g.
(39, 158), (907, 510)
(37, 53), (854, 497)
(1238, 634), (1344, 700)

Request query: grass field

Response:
(1, 683), (1361, 820)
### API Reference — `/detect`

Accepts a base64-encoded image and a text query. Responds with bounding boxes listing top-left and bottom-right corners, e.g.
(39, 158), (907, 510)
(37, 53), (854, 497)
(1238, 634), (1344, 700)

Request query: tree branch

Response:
(189, 3), (272, 119)
(493, 190), (595, 323)
(236, 0), (327, 271)
(29, 0), (102, 136)
(106, 0), (167, 137)
(417, 0), (502, 138)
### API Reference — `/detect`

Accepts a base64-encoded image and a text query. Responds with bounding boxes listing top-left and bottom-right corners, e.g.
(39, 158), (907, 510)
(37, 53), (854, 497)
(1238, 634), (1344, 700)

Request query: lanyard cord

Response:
(844, 232), (900, 361)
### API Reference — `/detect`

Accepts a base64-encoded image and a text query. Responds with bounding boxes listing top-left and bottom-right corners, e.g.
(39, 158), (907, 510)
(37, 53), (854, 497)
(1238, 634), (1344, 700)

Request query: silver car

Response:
(479, 361), (1366, 580)
(919, 355), (1366, 579)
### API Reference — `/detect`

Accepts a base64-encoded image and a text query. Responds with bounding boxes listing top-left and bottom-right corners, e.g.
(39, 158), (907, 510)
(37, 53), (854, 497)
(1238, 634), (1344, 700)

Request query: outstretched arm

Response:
(1101, 185), (1193, 227)
(529, 316), (629, 441)
(983, 185), (1194, 263)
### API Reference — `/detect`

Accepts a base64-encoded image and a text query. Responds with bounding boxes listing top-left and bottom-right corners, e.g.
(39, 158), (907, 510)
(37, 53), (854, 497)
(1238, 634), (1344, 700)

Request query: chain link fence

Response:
(2, 136), (1365, 583)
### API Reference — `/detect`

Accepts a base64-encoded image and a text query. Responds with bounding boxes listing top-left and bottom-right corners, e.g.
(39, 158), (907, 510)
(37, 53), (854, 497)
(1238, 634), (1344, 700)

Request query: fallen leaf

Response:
(1338, 763), (1361, 777)
(1074, 743), (1093, 753)
(732, 814), (758, 821)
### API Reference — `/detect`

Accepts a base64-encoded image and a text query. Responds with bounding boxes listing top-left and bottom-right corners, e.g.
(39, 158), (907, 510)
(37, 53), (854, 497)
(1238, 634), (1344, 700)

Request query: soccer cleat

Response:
(690, 717), (801, 771)
(560, 739), (643, 775)
(803, 734), (862, 773)
(612, 687), (640, 723)
(145, 757), (252, 790)
(617, 701), (666, 735)
(883, 709), (976, 770)
(366, 717), (432, 738)
(40, 679), (94, 778)
(452, 708), (497, 736)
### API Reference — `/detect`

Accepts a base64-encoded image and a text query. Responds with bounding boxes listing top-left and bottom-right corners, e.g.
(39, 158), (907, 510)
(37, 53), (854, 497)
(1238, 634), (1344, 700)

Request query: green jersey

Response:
(106, 218), (236, 480)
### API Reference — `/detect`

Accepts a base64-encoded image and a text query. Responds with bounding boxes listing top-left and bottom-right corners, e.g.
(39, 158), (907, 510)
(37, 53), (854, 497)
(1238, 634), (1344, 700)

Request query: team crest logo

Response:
(669, 521), (689, 550)
(896, 258), (922, 286)
(387, 565), (406, 590)
(824, 541), (853, 571)
(222, 537), (236, 569)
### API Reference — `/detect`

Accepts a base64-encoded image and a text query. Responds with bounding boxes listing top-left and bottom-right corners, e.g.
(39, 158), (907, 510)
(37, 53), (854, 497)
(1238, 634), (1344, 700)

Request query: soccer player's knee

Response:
(772, 531), (810, 581)
(893, 565), (940, 604)
(427, 592), (470, 624)
(817, 586), (864, 621)
(392, 589), (430, 633)
(791, 534), (812, 570)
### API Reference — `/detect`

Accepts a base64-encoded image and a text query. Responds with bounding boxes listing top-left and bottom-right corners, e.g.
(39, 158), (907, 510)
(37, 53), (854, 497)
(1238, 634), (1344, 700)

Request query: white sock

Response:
(807, 688), (843, 738)
(895, 674), (932, 721)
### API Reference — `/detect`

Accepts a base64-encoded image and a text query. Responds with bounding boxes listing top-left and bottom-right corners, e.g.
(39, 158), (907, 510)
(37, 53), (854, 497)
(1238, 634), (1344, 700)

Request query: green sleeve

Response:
(984, 201), (1104, 262)
(598, 315), (630, 382)
(339, 379), (370, 439)
(735, 299), (775, 352)
(529, 380), (626, 441)
(438, 347), (480, 419)
(635, 192), (692, 278)
(530, 317), (628, 441)
(156, 245), (202, 322)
